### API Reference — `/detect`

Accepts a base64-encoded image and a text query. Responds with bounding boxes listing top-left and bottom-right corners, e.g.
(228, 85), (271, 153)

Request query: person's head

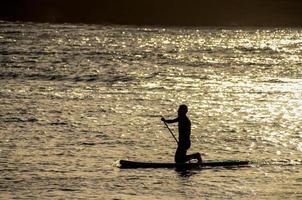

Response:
(178, 104), (188, 116)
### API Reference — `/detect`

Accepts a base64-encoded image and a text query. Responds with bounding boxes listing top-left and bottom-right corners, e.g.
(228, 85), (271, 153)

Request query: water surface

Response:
(0, 21), (301, 199)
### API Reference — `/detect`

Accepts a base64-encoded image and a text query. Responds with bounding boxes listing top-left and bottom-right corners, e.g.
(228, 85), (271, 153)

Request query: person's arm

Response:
(161, 117), (178, 124)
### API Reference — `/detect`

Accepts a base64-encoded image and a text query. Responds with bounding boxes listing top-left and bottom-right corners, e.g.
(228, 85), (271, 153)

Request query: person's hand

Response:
(161, 117), (166, 122)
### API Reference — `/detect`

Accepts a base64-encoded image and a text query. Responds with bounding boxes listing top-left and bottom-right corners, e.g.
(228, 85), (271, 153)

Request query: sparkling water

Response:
(0, 21), (301, 199)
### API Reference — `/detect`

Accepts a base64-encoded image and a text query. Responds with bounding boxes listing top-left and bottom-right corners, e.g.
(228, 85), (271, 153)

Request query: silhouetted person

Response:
(161, 105), (202, 164)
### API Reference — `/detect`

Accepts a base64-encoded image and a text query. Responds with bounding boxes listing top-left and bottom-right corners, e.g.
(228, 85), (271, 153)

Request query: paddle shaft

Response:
(163, 121), (179, 144)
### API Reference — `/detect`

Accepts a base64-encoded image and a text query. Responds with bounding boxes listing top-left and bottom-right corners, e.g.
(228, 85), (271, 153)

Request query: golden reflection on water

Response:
(1, 23), (302, 199)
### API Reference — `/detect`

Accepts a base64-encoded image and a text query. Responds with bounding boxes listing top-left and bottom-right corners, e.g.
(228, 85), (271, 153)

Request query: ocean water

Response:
(0, 21), (302, 199)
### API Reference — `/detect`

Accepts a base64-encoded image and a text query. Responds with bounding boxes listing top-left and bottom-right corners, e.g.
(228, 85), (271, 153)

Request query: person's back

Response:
(178, 114), (191, 150)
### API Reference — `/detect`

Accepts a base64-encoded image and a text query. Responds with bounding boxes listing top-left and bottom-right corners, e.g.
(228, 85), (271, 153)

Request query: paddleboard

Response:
(118, 159), (250, 169)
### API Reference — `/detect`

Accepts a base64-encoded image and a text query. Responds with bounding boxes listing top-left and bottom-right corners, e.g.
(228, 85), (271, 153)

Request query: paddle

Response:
(162, 120), (179, 144)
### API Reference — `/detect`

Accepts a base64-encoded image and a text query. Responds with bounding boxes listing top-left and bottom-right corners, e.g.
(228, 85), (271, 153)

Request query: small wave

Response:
(253, 159), (302, 167)
(0, 71), (136, 83)
(59, 188), (79, 192)
(74, 75), (99, 82)
(0, 71), (66, 81)
(0, 72), (19, 79)
(81, 142), (96, 146)
(259, 78), (288, 83)
(49, 121), (68, 125)
(236, 46), (283, 54)
(0, 30), (23, 34)
(1, 116), (38, 123)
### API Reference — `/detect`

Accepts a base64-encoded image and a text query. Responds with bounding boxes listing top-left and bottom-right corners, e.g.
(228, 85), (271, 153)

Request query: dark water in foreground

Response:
(0, 21), (302, 199)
